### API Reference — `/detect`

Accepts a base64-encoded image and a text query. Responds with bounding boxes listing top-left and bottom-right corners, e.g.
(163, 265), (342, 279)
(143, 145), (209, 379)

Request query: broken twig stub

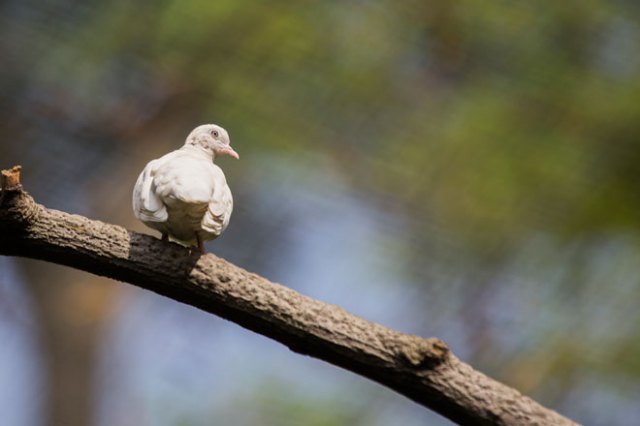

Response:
(1, 165), (22, 190)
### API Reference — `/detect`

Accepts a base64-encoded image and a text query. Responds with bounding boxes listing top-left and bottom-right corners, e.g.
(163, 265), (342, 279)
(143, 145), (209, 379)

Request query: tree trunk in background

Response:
(20, 260), (117, 426)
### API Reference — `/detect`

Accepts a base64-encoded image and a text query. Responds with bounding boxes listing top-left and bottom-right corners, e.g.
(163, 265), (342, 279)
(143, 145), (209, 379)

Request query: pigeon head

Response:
(186, 124), (239, 159)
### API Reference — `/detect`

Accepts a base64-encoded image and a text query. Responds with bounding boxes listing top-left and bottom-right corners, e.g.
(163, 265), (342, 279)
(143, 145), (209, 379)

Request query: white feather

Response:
(132, 125), (235, 246)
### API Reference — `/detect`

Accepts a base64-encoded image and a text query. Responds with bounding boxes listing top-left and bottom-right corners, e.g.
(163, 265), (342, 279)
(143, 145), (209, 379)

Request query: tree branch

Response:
(0, 166), (577, 426)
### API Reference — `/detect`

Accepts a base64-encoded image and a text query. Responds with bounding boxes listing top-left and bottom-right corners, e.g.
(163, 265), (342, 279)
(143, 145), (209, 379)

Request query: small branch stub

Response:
(0, 165), (39, 226)
(1, 165), (22, 190)
(398, 336), (450, 369)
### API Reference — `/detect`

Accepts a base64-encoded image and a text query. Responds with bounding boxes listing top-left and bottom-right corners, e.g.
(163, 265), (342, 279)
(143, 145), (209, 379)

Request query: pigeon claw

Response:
(196, 231), (206, 254)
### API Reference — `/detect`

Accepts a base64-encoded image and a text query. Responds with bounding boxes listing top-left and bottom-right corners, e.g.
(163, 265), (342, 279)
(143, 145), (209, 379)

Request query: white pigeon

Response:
(132, 124), (238, 253)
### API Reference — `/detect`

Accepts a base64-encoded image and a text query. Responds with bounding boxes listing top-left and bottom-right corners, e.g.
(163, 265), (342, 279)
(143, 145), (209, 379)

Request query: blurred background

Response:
(1, 1), (640, 425)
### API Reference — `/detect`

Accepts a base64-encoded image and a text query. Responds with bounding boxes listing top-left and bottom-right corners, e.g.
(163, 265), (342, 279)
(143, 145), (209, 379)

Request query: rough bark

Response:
(0, 166), (578, 426)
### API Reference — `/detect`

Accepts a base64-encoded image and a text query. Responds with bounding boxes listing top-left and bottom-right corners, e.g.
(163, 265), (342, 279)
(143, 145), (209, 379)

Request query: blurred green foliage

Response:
(2, 0), (640, 425)
(38, 0), (639, 251)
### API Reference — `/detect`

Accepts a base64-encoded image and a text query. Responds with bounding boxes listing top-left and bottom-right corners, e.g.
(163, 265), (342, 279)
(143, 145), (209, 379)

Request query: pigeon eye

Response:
(211, 130), (219, 137)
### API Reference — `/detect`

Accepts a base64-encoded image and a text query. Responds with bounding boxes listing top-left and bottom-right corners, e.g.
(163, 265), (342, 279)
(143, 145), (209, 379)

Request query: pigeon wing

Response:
(132, 158), (168, 223)
(202, 166), (233, 236)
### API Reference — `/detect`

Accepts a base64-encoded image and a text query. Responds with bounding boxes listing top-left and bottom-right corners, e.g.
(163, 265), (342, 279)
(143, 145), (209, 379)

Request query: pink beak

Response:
(219, 146), (239, 159)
